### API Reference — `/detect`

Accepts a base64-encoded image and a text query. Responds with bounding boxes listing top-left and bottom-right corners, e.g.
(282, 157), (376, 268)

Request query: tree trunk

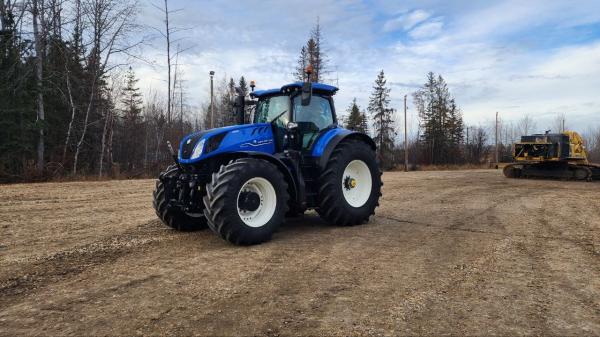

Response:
(62, 61), (76, 164)
(99, 106), (110, 178)
(106, 111), (115, 175)
(143, 121), (148, 170)
(155, 125), (164, 162)
(32, 0), (45, 176)
(164, 0), (171, 124)
(72, 80), (96, 175)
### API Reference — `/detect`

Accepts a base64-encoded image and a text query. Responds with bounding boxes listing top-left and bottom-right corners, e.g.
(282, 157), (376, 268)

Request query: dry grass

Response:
(391, 163), (498, 171)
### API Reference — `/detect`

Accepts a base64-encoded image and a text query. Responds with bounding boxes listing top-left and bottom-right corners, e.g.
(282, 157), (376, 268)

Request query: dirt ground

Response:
(1, 170), (599, 336)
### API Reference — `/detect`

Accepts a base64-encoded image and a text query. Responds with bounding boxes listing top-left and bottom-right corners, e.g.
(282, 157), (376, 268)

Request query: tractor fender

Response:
(229, 151), (299, 204)
(314, 130), (377, 170)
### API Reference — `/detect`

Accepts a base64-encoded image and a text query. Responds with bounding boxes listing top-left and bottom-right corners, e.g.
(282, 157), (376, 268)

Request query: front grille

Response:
(205, 132), (227, 154)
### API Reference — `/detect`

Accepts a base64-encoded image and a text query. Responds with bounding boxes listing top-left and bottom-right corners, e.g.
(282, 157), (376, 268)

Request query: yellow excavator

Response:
(503, 131), (600, 181)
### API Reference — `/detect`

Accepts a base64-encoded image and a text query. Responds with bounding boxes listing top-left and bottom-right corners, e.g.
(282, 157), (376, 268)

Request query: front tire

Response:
(203, 158), (289, 245)
(317, 139), (382, 226)
(153, 165), (208, 231)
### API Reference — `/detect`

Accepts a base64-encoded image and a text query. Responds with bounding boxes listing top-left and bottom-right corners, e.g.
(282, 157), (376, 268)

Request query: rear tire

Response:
(153, 165), (208, 231)
(317, 140), (382, 226)
(203, 158), (289, 245)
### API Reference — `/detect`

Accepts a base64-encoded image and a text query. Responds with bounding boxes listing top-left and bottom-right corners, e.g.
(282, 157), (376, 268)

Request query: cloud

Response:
(408, 19), (444, 39)
(383, 9), (431, 32)
(129, 0), (600, 135)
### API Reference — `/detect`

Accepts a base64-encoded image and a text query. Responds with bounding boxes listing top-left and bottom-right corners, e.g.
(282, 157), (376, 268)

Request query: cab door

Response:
(291, 95), (335, 152)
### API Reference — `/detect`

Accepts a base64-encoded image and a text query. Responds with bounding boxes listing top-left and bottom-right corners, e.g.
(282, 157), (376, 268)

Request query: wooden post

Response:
(210, 71), (215, 129)
(404, 95), (408, 172)
(495, 112), (499, 165)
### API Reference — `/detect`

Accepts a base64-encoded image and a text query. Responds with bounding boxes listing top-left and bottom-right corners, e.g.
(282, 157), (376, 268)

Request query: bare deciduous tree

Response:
(152, 0), (181, 124)
(72, 0), (139, 175)
(62, 0), (82, 163)
(551, 113), (567, 133)
(583, 127), (600, 162)
(518, 114), (536, 135)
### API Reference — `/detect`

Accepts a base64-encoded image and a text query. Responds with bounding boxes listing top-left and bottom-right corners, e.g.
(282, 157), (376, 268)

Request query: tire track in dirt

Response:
(0, 220), (173, 304)
(377, 198), (598, 335)
(137, 216), (342, 336)
(513, 235), (552, 336)
(522, 208), (600, 333)
(378, 215), (595, 243)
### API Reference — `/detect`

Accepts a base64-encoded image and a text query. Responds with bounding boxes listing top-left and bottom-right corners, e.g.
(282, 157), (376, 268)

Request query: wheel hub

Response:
(344, 176), (357, 190)
(238, 191), (261, 212)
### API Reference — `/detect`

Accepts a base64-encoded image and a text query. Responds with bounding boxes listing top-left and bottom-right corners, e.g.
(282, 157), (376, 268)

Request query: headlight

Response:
(190, 138), (206, 159)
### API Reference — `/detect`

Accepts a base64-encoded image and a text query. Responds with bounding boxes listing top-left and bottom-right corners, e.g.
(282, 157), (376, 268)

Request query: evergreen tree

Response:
(122, 67), (143, 124)
(120, 67), (143, 170)
(413, 72), (464, 164)
(0, 6), (36, 178)
(368, 70), (396, 169)
(238, 76), (251, 122)
(223, 77), (236, 126)
(294, 18), (328, 83)
(345, 98), (368, 134)
(228, 77), (236, 97)
(306, 38), (318, 82)
(360, 111), (369, 135)
(239, 76), (248, 96)
(310, 18), (326, 82)
(294, 46), (308, 82)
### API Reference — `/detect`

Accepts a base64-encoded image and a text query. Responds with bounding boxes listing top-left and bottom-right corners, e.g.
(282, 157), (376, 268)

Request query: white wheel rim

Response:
(237, 177), (277, 228)
(342, 160), (372, 208)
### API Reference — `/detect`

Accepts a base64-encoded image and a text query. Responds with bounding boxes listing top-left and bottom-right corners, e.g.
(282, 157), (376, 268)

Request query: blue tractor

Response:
(153, 72), (382, 245)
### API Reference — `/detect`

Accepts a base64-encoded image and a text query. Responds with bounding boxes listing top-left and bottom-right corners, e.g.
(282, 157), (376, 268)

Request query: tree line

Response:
(344, 70), (466, 169)
(344, 69), (600, 169)
(1, 4), (599, 183)
(2, 0), (149, 181)
(0, 0), (252, 182)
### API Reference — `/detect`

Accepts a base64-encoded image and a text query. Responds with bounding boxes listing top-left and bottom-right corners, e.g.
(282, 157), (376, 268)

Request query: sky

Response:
(132, 0), (600, 135)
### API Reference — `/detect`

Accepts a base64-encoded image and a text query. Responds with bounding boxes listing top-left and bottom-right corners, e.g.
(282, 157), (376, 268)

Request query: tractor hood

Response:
(178, 123), (276, 164)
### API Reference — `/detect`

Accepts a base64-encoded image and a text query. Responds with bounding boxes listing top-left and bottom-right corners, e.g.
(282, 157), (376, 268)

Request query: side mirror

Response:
(301, 82), (312, 106)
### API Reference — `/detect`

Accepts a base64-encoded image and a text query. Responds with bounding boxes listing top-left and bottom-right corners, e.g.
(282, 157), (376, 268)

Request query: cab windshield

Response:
(254, 95), (290, 124)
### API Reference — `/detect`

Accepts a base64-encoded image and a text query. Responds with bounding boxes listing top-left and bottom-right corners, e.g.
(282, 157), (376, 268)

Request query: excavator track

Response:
(503, 162), (600, 181)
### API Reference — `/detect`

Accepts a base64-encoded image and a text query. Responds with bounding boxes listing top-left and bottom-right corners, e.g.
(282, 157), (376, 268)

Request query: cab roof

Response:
(250, 82), (338, 98)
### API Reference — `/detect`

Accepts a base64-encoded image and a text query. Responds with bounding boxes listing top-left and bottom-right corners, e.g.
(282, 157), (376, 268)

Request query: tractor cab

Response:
(249, 82), (338, 153)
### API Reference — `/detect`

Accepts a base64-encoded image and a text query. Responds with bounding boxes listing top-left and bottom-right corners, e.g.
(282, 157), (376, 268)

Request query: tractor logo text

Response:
(241, 139), (273, 148)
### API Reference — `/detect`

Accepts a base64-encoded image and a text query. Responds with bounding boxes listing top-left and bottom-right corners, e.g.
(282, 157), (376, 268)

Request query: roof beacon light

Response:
(305, 64), (313, 76)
